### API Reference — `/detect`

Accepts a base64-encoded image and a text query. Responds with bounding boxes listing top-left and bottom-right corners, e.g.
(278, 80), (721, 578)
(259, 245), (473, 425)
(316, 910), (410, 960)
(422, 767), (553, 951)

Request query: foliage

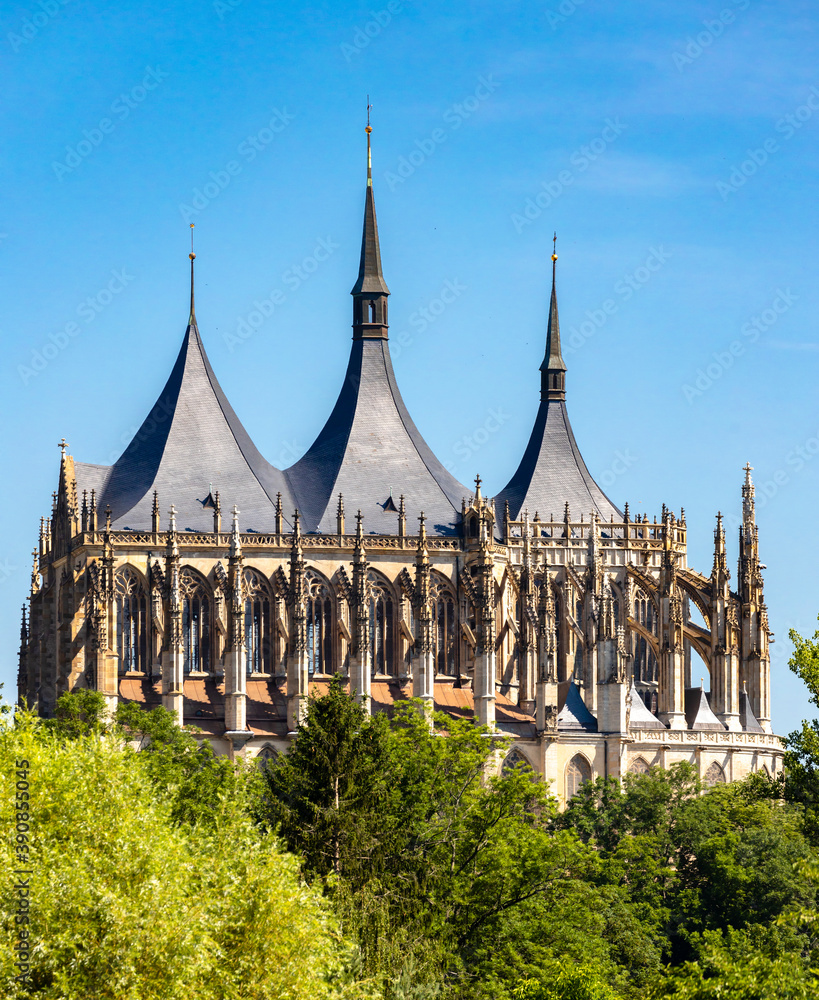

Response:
(513, 961), (621, 1000)
(0, 704), (370, 1000)
(650, 926), (818, 999)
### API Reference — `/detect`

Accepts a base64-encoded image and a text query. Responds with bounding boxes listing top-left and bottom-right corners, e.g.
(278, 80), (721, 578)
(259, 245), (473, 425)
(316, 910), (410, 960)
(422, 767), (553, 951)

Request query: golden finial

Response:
(366, 95), (372, 134)
(189, 223), (195, 261)
(551, 231), (558, 263)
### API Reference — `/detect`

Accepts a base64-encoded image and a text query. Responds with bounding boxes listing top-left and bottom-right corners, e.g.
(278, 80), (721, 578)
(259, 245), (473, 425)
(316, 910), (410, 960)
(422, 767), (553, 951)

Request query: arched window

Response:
(306, 570), (333, 676)
(628, 757), (651, 776)
(566, 754), (592, 800)
(116, 567), (147, 674)
(256, 744), (277, 771)
(368, 300), (377, 322)
(243, 569), (271, 675)
(704, 761), (726, 786)
(368, 571), (394, 676)
(179, 569), (211, 674)
(633, 588), (659, 685)
(502, 748), (531, 775)
(431, 574), (456, 676)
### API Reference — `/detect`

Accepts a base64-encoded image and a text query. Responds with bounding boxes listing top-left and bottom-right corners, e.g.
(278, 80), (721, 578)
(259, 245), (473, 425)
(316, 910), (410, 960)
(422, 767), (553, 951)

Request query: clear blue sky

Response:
(1, 0), (817, 735)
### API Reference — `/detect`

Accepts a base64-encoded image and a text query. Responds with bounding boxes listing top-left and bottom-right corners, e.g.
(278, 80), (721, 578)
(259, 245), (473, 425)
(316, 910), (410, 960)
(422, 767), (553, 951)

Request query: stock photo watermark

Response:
(11, 757), (33, 985)
(511, 118), (626, 233)
(179, 108), (295, 222)
(716, 87), (819, 200)
(681, 288), (798, 403)
(340, 0), (411, 61)
(7, 0), (74, 52)
(383, 76), (500, 191)
(672, 0), (751, 71)
(222, 236), (339, 352)
(443, 407), (511, 474)
(52, 66), (168, 181)
(17, 269), (135, 384)
(563, 246), (673, 354)
(545, 0), (592, 30)
(213, 0), (243, 19)
(391, 278), (467, 359)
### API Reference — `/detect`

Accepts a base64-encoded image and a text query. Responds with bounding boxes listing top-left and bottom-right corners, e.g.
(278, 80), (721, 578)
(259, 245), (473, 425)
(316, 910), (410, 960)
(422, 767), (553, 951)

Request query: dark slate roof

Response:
(557, 680), (598, 732)
(75, 312), (295, 532)
(351, 183), (390, 296)
(629, 683), (665, 729)
(685, 687), (725, 731)
(494, 267), (621, 523)
(288, 158), (468, 536)
(540, 260), (566, 374)
(739, 689), (765, 733)
(496, 400), (622, 522)
(287, 338), (468, 535)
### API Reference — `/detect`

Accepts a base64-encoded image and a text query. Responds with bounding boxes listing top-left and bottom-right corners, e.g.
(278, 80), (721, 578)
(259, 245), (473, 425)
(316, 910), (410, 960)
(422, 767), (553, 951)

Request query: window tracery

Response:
(367, 571), (394, 675)
(115, 567), (147, 674)
(180, 568), (211, 673)
(431, 574), (456, 676)
(306, 570), (333, 675)
(243, 568), (271, 675)
(566, 753), (592, 799)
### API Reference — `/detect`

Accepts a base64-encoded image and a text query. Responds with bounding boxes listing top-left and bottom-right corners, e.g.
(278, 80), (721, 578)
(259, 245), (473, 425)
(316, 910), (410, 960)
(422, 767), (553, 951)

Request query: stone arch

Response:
(367, 569), (396, 676)
(566, 753), (592, 800)
(628, 756), (651, 775)
(115, 565), (148, 674)
(502, 747), (532, 774)
(704, 761), (726, 786)
(256, 743), (278, 770)
(305, 567), (335, 676)
(179, 566), (213, 674)
(243, 567), (274, 675)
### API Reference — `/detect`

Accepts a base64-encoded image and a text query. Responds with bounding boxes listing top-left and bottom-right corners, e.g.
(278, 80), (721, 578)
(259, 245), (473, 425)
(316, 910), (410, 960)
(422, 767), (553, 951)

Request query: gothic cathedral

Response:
(18, 129), (782, 803)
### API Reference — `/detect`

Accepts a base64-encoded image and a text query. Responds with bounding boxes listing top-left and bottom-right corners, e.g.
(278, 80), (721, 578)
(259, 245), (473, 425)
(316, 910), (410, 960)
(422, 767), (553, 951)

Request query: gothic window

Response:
(502, 748), (531, 775)
(368, 300), (377, 322)
(306, 570), (333, 676)
(633, 589), (659, 685)
(368, 571), (394, 676)
(180, 569), (211, 674)
(566, 754), (592, 800)
(243, 569), (272, 675)
(431, 574), (457, 676)
(704, 761), (726, 786)
(628, 757), (651, 776)
(468, 515), (478, 538)
(115, 567), (147, 674)
(256, 744), (277, 771)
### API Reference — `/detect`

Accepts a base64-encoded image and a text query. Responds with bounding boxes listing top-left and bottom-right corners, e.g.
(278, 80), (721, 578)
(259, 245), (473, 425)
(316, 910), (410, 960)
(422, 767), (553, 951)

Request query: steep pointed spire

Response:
(495, 240), (620, 524)
(742, 462), (755, 532)
(351, 114), (390, 339)
(540, 235), (566, 401)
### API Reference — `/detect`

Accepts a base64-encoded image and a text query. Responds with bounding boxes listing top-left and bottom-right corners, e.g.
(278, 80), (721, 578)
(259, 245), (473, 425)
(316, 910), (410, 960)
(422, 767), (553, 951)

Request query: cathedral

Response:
(18, 128), (783, 803)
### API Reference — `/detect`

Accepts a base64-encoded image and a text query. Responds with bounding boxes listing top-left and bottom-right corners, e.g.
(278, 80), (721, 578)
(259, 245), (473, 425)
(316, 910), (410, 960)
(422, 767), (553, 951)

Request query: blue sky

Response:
(1, 0), (817, 734)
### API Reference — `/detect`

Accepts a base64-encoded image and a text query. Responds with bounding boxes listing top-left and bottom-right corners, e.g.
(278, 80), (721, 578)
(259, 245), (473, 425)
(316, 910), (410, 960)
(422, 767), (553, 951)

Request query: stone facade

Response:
(18, 131), (782, 805)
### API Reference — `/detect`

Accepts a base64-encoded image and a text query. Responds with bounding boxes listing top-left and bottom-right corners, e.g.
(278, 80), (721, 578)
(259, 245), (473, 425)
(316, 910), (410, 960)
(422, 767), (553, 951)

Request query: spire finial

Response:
(188, 224), (196, 323)
(365, 96), (373, 187)
(58, 437), (68, 457)
(474, 473), (482, 500)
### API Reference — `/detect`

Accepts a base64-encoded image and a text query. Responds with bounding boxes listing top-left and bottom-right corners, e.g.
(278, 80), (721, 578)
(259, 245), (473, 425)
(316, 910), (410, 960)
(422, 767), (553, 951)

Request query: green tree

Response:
(0, 708), (370, 1000)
